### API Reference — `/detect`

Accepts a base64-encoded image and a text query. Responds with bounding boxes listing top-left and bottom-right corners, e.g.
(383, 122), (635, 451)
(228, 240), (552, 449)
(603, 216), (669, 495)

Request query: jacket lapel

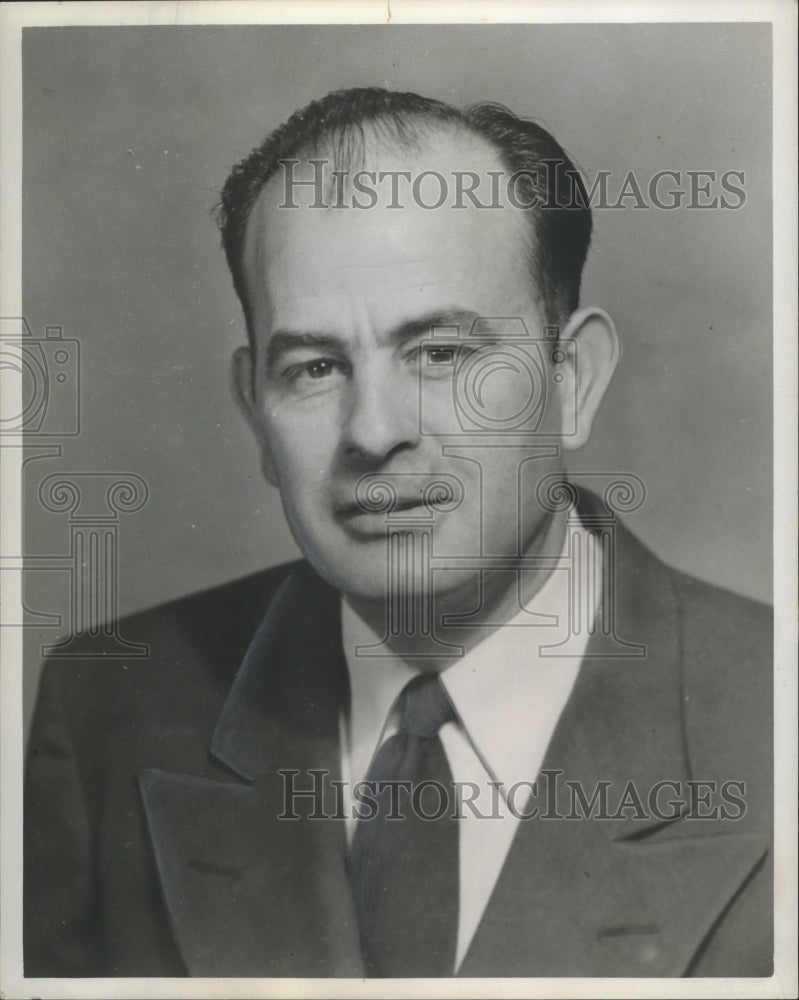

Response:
(460, 508), (768, 976)
(139, 566), (364, 977)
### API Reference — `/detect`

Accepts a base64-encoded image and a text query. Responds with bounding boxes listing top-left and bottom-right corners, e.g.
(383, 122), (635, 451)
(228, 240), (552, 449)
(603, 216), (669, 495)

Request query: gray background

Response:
(21, 23), (772, 725)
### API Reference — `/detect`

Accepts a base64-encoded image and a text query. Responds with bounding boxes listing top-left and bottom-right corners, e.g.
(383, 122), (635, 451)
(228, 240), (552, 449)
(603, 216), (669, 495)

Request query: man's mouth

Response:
(335, 495), (427, 518)
(334, 487), (455, 536)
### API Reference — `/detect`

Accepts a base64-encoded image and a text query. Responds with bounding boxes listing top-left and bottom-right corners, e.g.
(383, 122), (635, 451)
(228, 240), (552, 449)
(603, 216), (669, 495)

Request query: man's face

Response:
(240, 130), (572, 605)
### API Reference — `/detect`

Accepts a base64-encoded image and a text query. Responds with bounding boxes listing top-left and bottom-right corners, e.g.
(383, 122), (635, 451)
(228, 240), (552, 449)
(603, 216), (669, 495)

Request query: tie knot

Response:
(398, 673), (456, 738)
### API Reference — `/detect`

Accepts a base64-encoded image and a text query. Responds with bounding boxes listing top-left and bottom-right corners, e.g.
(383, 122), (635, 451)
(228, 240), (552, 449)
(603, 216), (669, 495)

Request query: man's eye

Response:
(425, 346), (456, 365)
(281, 357), (345, 385)
(304, 359), (337, 379)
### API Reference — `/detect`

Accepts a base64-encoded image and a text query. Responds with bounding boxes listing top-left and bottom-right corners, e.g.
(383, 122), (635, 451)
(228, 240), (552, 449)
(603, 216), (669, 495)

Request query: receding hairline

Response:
(293, 107), (468, 173)
(245, 113), (510, 219)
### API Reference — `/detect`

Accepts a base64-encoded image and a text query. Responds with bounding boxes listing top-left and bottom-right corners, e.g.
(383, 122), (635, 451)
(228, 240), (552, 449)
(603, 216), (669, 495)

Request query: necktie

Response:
(348, 672), (459, 977)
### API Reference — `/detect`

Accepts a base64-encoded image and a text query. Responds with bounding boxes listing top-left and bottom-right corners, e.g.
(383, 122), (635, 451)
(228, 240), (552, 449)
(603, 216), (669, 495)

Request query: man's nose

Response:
(341, 362), (419, 466)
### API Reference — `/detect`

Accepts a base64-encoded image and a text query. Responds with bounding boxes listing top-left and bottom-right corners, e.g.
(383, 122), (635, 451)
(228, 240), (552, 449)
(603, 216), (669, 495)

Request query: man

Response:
(25, 88), (772, 978)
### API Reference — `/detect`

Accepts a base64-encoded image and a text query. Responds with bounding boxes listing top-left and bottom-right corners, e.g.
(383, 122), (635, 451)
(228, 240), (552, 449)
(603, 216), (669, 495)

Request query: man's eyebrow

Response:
(391, 309), (480, 343)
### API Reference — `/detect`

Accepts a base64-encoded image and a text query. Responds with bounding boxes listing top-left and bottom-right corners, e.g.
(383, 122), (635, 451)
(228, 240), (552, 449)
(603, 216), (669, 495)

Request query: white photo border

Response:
(1, 3), (796, 999)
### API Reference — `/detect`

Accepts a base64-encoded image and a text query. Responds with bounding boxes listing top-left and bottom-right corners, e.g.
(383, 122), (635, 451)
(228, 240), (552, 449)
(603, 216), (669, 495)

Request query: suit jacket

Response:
(24, 498), (773, 978)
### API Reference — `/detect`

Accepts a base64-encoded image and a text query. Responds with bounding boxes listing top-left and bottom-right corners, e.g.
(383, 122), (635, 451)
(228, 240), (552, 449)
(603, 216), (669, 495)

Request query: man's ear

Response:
(557, 307), (619, 450)
(232, 346), (278, 486)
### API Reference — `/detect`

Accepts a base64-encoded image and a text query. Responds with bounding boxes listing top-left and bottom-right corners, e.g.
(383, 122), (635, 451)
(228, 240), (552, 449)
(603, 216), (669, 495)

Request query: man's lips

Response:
(334, 496), (428, 517)
(333, 489), (457, 536)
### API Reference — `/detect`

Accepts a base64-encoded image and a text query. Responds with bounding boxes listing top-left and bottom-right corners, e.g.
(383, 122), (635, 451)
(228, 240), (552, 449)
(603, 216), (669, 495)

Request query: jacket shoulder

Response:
(670, 569), (771, 647)
(32, 560), (306, 736)
(669, 568), (772, 822)
(669, 568), (771, 708)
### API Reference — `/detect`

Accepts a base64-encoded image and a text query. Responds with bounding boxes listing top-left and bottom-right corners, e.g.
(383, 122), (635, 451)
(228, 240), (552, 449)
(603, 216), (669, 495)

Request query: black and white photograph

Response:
(1, 2), (796, 997)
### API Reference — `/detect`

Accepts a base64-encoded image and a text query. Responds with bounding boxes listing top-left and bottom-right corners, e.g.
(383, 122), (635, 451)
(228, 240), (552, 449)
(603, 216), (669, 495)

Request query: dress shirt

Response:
(340, 520), (598, 971)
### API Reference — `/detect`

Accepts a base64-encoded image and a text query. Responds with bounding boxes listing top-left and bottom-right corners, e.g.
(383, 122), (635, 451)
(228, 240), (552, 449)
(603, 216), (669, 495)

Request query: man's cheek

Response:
(419, 377), (463, 436)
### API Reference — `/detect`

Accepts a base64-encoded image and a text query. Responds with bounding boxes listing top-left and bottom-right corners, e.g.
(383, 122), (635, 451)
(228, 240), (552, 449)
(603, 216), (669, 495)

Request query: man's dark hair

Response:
(217, 86), (592, 331)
